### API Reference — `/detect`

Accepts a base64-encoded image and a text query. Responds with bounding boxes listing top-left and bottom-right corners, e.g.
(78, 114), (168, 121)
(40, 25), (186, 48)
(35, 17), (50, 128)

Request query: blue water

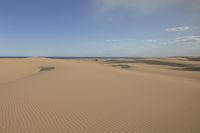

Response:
(0, 56), (140, 60)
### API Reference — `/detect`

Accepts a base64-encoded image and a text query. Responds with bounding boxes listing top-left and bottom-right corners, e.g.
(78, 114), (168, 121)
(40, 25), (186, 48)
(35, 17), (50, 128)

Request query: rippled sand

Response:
(0, 57), (200, 133)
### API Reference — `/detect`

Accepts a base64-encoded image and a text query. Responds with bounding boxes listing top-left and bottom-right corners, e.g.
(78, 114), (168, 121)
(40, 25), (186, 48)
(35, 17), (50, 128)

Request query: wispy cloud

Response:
(165, 26), (190, 32)
(93, 0), (200, 14)
(145, 40), (157, 43)
(175, 36), (200, 43)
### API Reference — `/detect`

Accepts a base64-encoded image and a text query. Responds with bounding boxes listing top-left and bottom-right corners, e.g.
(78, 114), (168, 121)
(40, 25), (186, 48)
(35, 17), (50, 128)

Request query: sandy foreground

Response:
(0, 57), (200, 133)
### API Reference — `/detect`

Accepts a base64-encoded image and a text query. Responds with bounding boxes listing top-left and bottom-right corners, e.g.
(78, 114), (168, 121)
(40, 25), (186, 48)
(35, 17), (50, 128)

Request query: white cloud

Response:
(93, 0), (200, 13)
(145, 40), (157, 43)
(175, 36), (200, 43)
(105, 40), (119, 42)
(165, 26), (190, 32)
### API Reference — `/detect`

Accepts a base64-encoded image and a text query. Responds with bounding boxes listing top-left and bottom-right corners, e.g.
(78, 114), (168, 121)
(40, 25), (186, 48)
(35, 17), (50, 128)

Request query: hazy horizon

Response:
(0, 0), (200, 57)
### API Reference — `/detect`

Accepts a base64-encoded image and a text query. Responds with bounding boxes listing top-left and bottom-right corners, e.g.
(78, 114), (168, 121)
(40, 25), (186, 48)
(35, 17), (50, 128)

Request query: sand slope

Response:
(0, 58), (200, 133)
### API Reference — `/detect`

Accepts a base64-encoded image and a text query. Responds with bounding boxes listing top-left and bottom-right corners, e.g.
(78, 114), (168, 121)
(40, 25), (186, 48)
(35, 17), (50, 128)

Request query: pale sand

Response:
(0, 57), (200, 133)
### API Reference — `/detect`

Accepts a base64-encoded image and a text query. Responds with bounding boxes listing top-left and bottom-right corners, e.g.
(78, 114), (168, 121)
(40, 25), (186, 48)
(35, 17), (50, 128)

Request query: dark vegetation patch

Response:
(105, 59), (192, 67)
(185, 57), (200, 61)
(112, 64), (131, 69)
(105, 59), (200, 72)
(40, 67), (55, 72)
(180, 67), (200, 72)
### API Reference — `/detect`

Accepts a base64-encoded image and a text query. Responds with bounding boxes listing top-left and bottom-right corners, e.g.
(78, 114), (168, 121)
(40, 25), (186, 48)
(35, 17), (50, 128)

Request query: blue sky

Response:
(0, 0), (200, 57)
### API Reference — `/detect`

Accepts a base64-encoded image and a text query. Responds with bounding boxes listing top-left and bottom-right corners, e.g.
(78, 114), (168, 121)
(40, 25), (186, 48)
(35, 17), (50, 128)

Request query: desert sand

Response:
(0, 57), (200, 133)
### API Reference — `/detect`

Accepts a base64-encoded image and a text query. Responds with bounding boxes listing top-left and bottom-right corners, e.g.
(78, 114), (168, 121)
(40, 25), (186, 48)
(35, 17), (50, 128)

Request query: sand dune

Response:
(103, 57), (200, 80)
(0, 57), (200, 133)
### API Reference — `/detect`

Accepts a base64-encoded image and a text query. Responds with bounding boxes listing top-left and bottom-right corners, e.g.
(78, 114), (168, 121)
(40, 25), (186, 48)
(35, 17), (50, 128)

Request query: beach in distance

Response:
(0, 57), (200, 133)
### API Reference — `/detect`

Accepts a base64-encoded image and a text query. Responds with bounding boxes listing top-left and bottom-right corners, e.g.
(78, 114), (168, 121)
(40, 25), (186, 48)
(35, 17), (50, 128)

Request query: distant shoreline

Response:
(0, 56), (200, 59)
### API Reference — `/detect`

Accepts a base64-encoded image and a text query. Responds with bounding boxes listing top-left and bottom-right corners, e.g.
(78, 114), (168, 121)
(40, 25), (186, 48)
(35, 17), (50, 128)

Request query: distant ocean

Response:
(0, 56), (139, 60)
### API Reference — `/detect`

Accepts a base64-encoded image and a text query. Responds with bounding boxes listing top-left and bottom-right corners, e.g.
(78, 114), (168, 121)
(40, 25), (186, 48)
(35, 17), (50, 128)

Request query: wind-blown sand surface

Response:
(0, 57), (200, 133)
